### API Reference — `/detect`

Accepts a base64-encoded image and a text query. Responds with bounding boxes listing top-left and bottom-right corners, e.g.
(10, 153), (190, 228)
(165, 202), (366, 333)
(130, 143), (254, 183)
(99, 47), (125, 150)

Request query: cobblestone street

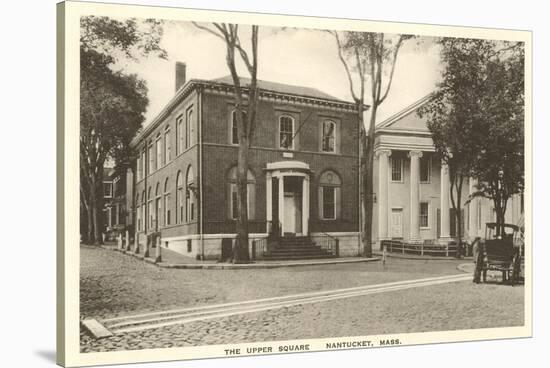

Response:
(80, 245), (524, 353)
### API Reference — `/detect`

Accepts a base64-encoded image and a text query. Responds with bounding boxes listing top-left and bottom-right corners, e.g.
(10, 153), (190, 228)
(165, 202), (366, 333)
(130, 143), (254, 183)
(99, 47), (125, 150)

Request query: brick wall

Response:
(201, 91), (360, 234)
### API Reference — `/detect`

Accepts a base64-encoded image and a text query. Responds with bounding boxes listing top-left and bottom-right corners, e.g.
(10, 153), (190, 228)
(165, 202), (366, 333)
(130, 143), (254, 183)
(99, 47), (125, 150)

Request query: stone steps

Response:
(262, 236), (335, 260)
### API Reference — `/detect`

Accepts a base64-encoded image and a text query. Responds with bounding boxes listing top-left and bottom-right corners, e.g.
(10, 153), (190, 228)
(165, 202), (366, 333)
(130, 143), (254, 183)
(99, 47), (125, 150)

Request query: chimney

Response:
(175, 62), (186, 92)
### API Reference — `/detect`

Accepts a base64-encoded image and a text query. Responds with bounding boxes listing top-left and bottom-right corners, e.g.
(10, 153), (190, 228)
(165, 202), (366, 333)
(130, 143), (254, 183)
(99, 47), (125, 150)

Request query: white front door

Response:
(391, 209), (403, 238)
(283, 193), (296, 234)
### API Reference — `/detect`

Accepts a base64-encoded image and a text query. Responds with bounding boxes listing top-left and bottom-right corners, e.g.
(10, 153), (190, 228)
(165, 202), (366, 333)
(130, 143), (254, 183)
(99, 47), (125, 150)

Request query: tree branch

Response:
(380, 36), (405, 103)
(331, 31), (360, 103)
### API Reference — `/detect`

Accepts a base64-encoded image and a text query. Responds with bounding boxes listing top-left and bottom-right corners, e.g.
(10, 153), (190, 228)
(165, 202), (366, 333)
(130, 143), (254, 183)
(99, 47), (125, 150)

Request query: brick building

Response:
(128, 63), (362, 260)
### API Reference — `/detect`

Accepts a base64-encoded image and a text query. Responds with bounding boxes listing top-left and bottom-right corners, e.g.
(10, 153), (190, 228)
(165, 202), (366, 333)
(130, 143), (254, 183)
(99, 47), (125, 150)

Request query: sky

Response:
(116, 21), (443, 127)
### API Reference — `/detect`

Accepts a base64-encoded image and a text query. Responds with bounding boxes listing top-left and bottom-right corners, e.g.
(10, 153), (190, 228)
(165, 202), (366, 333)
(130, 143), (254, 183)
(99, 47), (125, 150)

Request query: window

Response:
(147, 187), (154, 229)
(186, 166), (195, 222)
(164, 126), (171, 164)
(323, 187), (336, 219)
(279, 115), (294, 150)
(321, 120), (336, 153)
(391, 157), (403, 182)
(231, 110), (247, 145)
(176, 171), (184, 223)
(155, 183), (162, 229)
(164, 178), (171, 226)
(186, 108), (193, 149)
(420, 202), (429, 228)
(156, 135), (162, 169)
(420, 156), (431, 183)
(103, 182), (113, 198)
(176, 115), (184, 155)
(318, 170), (342, 220)
(227, 167), (255, 220)
(148, 142), (154, 174)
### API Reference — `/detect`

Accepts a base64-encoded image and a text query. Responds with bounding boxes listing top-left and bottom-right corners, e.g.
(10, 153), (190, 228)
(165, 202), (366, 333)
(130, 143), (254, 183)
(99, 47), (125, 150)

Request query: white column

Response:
(468, 178), (477, 240)
(278, 175), (285, 234)
(409, 150), (423, 243)
(440, 161), (451, 242)
(376, 149), (392, 240)
(302, 175), (310, 235)
(266, 172), (272, 233)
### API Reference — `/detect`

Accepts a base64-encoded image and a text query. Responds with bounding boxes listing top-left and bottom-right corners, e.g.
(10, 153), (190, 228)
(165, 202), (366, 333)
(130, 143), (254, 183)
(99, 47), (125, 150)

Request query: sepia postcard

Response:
(57, 1), (532, 366)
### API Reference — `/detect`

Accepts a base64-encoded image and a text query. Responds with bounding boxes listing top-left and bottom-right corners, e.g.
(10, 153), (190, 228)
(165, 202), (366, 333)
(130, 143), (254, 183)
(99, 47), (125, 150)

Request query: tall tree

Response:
(470, 41), (525, 237)
(329, 31), (412, 257)
(418, 38), (524, 243)
(80, 16), (166, 244)
(193, 23), (259, 263)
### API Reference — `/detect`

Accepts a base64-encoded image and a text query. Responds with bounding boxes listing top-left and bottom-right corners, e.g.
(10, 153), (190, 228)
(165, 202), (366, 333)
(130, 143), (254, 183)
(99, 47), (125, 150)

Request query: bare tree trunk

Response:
(450, 173), (464, 257)
(363, 103), (376, 258)
(90, 177), (100, 245)
(234, 134), (251, 263)
(86, 207), (93, 243)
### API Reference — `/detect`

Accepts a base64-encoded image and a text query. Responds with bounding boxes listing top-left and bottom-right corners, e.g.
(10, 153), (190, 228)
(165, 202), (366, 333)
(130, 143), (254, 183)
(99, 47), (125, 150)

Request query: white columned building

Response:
(408, 150), (423, 243)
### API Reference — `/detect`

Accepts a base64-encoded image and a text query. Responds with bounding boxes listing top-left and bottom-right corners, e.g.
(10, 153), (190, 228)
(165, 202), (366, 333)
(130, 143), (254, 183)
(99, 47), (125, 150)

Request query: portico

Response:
(265, 161), (311, 237)
(375, 147), (451, 245)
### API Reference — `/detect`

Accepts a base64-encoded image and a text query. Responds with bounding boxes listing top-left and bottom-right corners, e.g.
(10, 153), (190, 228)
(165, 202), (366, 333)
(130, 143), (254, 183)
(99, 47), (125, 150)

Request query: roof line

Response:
(376, 93), (433, 130)
(131, 78), (362, 147)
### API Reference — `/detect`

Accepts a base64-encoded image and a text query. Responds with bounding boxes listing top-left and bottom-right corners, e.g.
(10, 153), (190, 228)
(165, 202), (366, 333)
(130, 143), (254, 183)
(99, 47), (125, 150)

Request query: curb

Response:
(107, 246), (380, 269)
(157, 257), (380, 269)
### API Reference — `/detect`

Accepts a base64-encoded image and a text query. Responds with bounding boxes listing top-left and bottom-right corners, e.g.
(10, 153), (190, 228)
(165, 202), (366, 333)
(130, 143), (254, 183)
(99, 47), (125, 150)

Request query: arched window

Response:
(164, 178), (171, 226)
(147, 187), (153, 229)
(279, 115), (294, 150)
(164, 126), (171, 164)
(321, 120), (336, 153)
(186, 166), (195, 222)
(227, 167), (256, 220)
(318, 170), (342, 220)
(155, 182), (162, 229)
(176, 171), (184, 224)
